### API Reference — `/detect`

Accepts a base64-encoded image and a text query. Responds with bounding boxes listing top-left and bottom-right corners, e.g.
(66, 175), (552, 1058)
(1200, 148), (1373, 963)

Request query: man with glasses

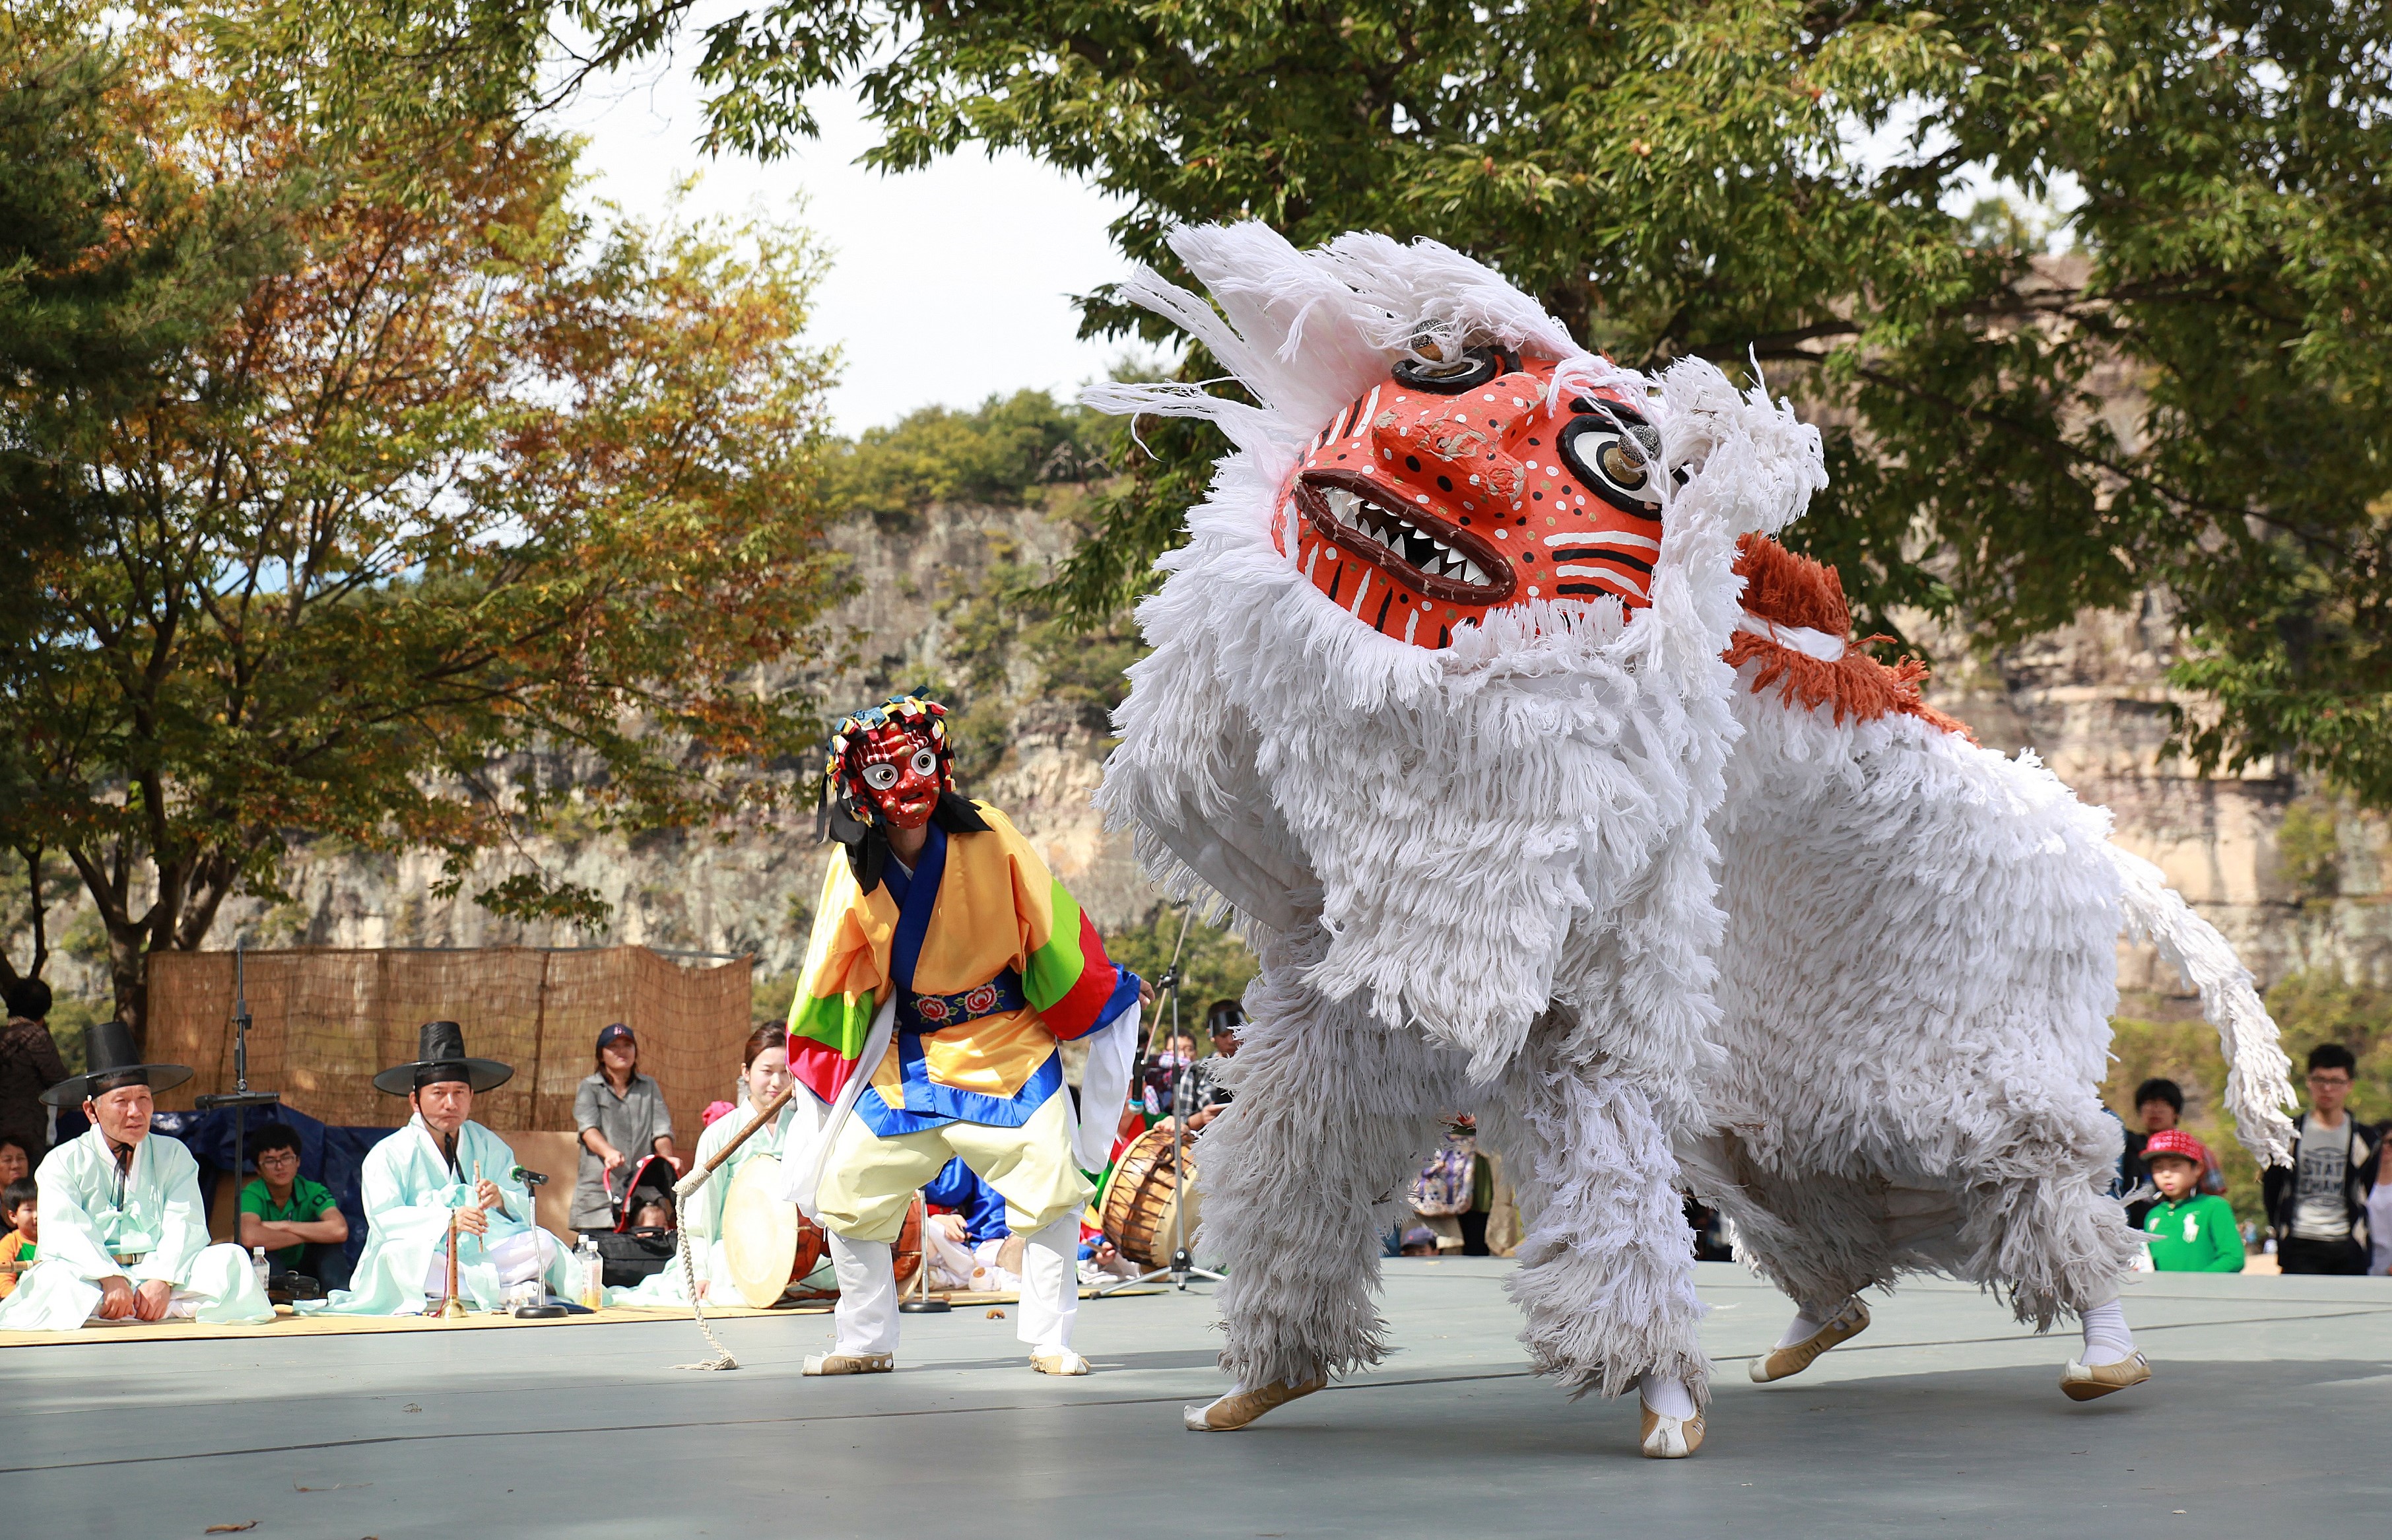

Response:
(237, 1123), (347, 1298)
(2263, 1044), (2381, 1275)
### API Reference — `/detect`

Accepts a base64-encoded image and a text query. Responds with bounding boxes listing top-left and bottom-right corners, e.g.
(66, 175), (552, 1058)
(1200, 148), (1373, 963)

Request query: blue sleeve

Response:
(921, 1157), (1010, 1244)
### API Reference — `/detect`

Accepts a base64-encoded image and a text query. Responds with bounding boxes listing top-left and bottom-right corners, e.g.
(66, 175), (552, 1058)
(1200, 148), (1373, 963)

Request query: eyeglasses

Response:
(256, 1149), (301, 1165)
(2307, 1073), (2352, 1086)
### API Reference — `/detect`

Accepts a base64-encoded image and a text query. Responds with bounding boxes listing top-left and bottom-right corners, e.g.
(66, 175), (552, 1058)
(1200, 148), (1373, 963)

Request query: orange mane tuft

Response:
(1724, 536), (1972, 741)
(1733, 533), (1849, 636)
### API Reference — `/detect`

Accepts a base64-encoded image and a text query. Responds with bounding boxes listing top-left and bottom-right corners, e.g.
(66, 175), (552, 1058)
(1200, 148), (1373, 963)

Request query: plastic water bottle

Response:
(577, 1236), (603, 1308)
(251, 1246), (271, 1295)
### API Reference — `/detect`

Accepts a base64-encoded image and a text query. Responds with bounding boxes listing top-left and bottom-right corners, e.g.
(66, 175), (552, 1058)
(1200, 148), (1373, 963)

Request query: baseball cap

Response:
(597, 1022), (636, 1050)
(2144, 1129), (2208, 1166)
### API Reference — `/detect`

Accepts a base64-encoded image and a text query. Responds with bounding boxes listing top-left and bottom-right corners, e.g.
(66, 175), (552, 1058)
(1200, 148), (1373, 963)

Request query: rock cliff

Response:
(17, 500), (2376, 1017)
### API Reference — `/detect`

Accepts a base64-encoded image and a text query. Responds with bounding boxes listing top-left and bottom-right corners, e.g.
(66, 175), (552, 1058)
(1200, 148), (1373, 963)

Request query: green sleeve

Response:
(304, 1177), (340, 1218)
(2199, 1198), (2244, 1272)
(236, 1178), (269, 1217)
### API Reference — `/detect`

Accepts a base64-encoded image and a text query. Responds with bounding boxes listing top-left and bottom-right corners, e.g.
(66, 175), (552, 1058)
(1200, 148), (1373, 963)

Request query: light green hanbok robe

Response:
(0, 1127), (273, 1330)
(607, 1097), (820, 1306)
(313, 1116), (568, 1314)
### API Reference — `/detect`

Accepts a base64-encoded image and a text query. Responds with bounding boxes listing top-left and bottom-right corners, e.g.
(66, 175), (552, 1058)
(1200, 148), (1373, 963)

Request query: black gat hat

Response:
(42, 1020), (194, 1107)
(372, 1020), (515, 1096)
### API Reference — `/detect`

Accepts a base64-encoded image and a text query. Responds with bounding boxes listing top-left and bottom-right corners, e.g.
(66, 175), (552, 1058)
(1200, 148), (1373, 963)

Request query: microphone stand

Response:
(196, 939), (282, 1248)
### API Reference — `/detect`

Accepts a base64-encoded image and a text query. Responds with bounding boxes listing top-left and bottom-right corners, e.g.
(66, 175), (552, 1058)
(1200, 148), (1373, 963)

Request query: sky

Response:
(544, 57), (1135, 436)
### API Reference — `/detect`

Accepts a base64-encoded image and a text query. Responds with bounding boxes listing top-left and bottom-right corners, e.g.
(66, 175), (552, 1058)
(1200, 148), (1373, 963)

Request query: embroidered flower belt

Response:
(899, 970), (1026, 1034)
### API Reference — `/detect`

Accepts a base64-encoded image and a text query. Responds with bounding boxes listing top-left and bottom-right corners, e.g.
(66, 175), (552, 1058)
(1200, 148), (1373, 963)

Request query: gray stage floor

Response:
(7, 1259), (2388, 1538)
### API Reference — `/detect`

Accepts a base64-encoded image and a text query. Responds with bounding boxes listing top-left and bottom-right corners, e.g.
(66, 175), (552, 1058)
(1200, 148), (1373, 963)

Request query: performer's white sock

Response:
(1636, 1371), (1699, 1421)
(2078, 1297), (2134, 1367)
(1015, 1213), (1081, 1353)
(1777, 1296), (1851, 1350)
(828, 1232), (899, 1356)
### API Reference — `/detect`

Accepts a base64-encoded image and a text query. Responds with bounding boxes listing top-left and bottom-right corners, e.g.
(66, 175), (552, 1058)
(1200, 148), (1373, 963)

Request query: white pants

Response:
(0, 1244), (275, 1331)
(421, 1230), (560, 1304)
(830, 1212), (1080, 1356)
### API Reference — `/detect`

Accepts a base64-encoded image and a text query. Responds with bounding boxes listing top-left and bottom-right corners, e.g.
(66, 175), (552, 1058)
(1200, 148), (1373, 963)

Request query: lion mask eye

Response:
(861, 762), (900, 791)
(910, 748), (937, 778)
(1558, 408), (1665, 514)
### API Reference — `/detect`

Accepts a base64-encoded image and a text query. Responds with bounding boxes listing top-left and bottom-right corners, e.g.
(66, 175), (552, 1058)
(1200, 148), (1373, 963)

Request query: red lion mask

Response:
(1277, 348), (1664, 648)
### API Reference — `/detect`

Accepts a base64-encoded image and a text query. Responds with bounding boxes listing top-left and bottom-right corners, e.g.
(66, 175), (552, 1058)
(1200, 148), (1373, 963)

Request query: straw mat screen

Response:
(147, 947), (753, 1137)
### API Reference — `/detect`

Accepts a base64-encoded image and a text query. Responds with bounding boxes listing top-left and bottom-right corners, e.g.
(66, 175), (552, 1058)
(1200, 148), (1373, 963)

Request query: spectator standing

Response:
(236, 1124), (348, 1284)
(2263, 1044), (2382, 1275)
(570, 1022), (681, 1231)
(2121, 1078), (2224, 1227)
(2139, 1131), (2242, 1273)
(0, 1133), (31, 1186)
(2137, 1079), (2224, 1189)
(2370, 1125), (2392, 1277)
(0, 978), (68, 1150)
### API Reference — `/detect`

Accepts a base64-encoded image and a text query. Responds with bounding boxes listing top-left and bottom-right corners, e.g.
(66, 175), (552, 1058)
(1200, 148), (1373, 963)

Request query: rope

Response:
(671, 1225), (740, 1371)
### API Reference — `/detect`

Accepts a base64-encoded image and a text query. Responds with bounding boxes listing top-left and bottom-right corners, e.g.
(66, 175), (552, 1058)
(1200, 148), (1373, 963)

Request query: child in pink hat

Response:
(2141, 1130), (2243, 1272)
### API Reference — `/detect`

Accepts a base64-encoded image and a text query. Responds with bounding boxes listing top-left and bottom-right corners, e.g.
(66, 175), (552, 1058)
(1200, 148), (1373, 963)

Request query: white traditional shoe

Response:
(1030, 1347), (1092, 1376)
(1638, 1406), (1706, 1459)
(802, 1351), (895, 1376)
(1183, 1377), (1326, 1430)
(2060, 1352), (2150, 1401)
(1749, 1297), (1871, 1384)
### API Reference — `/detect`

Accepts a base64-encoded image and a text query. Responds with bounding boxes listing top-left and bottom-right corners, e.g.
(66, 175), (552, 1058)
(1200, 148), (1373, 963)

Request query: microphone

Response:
(511, 1166), (549, 1188)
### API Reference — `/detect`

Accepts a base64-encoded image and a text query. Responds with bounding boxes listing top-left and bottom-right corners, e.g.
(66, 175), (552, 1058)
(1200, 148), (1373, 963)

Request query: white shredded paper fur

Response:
(1088, 222), (1821, 1401)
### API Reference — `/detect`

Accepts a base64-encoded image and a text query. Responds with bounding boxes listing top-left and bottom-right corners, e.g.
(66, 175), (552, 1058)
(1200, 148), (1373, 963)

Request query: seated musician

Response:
(0, 1022), (273, 1329)
(316, 1021), (567, 1314)
(609, 1023), (796, 1306)
(1182, 1001), (1245, 1135)
(919, 1156), (1016, 1291)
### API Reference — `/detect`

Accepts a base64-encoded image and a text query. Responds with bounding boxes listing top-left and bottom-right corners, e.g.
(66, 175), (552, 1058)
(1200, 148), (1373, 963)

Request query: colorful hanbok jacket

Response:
(791, 802), (1139, 1136)
(0, 1126), (271, 1329)
(316, 1116), (562, 1314)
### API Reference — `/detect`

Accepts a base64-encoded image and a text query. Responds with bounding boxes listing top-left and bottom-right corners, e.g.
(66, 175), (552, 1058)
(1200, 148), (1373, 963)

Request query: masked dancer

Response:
(785, 694), (1143, 1377)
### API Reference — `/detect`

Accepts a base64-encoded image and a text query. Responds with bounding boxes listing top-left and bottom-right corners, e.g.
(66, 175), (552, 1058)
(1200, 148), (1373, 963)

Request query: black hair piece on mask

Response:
(822, 789), (992, 894)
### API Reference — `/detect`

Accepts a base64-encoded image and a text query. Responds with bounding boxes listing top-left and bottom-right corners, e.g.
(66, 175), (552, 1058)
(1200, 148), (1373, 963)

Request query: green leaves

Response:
(581, 0), (2392, 803)
(3, 3), (846, 1034)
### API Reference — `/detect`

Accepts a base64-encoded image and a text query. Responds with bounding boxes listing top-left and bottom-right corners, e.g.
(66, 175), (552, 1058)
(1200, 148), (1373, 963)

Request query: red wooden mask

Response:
(825, 694), (953, 833)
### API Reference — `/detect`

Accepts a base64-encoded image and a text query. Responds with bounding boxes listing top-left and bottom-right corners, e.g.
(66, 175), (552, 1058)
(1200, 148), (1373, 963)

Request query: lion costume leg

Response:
(1674, 1137), (1888, 1383)
(1187, 936), (1457, 1430)
(1491, 1017), (1711, 1452)
(1946, 1092), (2147, 1396)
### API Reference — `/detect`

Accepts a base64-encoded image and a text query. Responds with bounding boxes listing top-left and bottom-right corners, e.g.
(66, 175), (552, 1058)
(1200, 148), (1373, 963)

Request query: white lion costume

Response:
(1087, 222), (1827, 1458)
(1088, 222), (2298, 1459)
(1681, 537), (2297, 1397)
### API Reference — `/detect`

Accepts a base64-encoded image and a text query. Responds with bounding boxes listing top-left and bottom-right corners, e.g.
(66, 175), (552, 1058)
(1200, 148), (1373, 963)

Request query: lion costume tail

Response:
(2110, 846), (2297, 1168)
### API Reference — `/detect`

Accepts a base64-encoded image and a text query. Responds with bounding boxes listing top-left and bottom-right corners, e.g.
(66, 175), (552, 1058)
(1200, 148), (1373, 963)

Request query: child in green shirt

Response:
(236, 1124), (348, 1277)
(0, 1177), (36, 1299)
(2141, 1129), (2242, 1272)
